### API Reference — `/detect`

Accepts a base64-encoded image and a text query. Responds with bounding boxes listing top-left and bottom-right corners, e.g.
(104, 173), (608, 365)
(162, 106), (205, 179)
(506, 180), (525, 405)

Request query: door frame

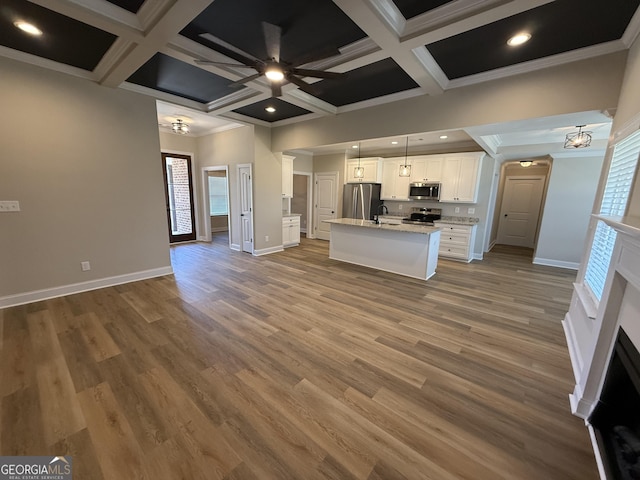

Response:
(201, 165), (231, 247)
(314, 171), (339, 241)
(293, 170), (314, 238)
(161, 151), (197, 244)
(496, 174), (546, 248)
(237, 163), (254, 253)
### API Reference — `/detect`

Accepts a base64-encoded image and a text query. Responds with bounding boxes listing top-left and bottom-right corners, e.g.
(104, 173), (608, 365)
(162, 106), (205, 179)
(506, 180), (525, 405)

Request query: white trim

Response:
(0, 266), (174, 310)
(472, 252), (483, 261)
(562, 313), (584, 381)
(201, 165), (230, 247)
(532, 257), (579, 270)
(230, 243), (241, 251)
(252, 245), (284, 256)
(587, 423), (609, 480)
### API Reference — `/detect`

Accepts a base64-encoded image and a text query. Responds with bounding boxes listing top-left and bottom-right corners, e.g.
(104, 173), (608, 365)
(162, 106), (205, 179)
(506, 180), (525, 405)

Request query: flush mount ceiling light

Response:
(14, 21), (43, 36)
(439, 135), (448, 139)
(399, 137), (411, 177)
(520, 160), (533, 167)
(564, 125), (592, 148)
(265, 106), (276, 113)
(507, 32), (531, 46)
(391, 141), (398, 145)
(171, 119), (189, 135)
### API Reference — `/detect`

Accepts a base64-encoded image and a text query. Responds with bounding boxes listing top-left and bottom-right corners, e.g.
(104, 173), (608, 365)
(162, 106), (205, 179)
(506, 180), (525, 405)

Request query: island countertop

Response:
(324, 218), (440, 235)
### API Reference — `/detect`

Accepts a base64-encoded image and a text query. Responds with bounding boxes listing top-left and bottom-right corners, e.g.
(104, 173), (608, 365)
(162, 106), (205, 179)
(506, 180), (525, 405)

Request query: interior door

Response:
(238, 164), (254, 253)
(161, 153), (196, 243)
(314, 172), (338, 241)
(497, 176), (545, 247)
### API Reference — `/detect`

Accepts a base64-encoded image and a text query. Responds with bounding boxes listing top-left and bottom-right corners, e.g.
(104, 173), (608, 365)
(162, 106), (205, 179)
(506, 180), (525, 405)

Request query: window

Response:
(583, 130), (640, 301)
(208, 174), (228, 216)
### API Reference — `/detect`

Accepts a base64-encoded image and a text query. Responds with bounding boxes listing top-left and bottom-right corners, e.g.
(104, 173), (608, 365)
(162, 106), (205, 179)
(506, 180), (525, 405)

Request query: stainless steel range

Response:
(402, 208), (441, 226)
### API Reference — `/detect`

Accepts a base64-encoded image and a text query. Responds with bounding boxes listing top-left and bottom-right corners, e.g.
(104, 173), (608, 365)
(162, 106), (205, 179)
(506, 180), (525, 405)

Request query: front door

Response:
(314, 172), (338, 241)
(161, 153), (196, 243)
(497, 176), (545, 247)
(238, 164), (254, 253)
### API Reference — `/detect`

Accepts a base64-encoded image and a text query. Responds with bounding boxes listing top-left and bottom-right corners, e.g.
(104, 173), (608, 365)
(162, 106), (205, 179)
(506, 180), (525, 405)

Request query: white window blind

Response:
(584, 130), (640, 301)
(208, 175), (228, 216)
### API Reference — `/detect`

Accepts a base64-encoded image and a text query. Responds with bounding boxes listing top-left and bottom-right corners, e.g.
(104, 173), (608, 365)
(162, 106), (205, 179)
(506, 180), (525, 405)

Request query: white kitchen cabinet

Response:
(440, 153), (483, 202)
(282, 155), (294, 198)
(283, 215), (300, 247)
(381, 157), (411, 200)
(346, 157), (382, 183)
(410, 156), (443, 183)
(437, 223), (477, 262)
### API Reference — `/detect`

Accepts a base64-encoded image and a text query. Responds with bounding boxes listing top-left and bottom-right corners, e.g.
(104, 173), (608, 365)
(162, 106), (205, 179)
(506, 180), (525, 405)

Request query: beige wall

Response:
(196, 126), (253, 249)
(0, 57), (170, 299)
(272, 52), (626, 152)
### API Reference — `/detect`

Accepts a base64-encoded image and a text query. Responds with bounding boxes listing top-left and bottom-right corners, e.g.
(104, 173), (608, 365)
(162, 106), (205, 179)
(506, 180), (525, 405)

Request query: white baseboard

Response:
(0, 266), (174, 309)
(211, 227), (229, 233)
(533, 257), (580, 270)
(230, 243), (241, 251)
(473, 252), (484, 261)
(253, 245), (284, 256)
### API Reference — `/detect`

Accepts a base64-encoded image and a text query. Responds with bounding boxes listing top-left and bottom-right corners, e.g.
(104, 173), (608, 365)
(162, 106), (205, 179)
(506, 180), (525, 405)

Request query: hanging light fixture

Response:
(172, 119), (189, 135)
(564, 125), (592, 149)
(354, 143), (364, 178)
(399, 137), (411, 177)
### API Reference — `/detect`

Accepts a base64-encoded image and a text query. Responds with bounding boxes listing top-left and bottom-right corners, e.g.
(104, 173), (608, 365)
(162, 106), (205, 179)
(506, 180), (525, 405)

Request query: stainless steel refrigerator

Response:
(342, 183), (383, 220)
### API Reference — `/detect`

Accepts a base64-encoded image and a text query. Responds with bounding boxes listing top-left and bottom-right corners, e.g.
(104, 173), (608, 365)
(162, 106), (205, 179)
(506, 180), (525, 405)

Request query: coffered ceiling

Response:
(1, 0), (638, 158)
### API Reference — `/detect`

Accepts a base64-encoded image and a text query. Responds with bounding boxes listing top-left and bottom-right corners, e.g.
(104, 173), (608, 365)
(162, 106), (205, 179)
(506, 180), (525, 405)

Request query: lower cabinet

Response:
(437, 223), (476, 262)
(283, 216), (301, 247)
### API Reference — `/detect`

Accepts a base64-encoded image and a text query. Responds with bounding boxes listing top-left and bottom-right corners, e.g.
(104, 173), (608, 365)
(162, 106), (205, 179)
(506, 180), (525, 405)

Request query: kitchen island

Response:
(323, 218), (441, 280)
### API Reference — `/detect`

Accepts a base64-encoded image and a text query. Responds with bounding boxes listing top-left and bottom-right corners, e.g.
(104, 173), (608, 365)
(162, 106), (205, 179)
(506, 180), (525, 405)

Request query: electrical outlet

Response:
(468, 207), (475, 214)
(81, 261), (91, 271)
(398, 204), (403, 210)
(454, 207), (460, 213)
(0, 201), (20, 212)
(265, 235), (269, 242)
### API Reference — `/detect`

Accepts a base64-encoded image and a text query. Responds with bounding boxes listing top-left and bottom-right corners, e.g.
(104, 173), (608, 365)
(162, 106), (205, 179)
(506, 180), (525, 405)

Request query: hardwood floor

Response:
(0, 234), (598, 479)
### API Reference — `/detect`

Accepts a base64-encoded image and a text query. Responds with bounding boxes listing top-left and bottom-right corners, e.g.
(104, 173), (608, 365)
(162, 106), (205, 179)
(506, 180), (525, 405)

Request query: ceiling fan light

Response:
(265, 67), (284, 82)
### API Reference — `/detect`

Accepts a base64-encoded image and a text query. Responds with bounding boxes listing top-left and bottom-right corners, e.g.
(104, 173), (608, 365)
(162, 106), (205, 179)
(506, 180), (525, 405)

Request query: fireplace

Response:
(589, 328), (640, 479)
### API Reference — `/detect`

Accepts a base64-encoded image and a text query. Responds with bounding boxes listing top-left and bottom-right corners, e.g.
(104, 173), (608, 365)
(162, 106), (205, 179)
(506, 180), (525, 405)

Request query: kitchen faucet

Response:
(374, 204), (389, 224)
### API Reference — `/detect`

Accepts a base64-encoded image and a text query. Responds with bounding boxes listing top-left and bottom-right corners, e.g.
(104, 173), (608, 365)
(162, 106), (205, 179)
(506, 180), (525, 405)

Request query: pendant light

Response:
(399, 137), (411, 177)
(354, 143), (364, 178)
(564, 125), (592, 149)
(171, 119), (189, 135)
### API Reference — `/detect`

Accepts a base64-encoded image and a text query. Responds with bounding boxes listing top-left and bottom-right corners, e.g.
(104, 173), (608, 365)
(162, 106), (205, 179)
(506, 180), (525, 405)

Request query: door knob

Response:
(504, 214), (508, 217)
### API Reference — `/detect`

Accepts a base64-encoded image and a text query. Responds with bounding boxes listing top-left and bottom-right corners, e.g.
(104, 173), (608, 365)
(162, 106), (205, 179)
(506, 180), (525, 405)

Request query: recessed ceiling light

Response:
(265, 106), (276, 113)
(507, 32), (531, 47)
(391, 141), (398, 145)
(352, 145), (358, 149)
(14, 21), (43, 36)
(439, 135), (448, 139)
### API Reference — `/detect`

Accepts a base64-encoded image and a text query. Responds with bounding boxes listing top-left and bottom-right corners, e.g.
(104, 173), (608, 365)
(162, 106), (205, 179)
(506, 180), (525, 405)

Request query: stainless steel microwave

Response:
(409, 182), (441, 201)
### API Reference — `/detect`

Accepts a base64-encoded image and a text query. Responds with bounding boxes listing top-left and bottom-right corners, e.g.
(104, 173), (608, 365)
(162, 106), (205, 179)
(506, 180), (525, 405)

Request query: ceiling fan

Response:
(195, 22), (345, 98)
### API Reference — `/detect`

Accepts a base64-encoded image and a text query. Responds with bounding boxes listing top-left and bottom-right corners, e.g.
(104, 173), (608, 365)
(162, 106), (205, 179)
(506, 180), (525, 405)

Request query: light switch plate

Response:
(468, 207), (475, 214)
(454, 207), (460, 213)
(0, 201), (20, 212)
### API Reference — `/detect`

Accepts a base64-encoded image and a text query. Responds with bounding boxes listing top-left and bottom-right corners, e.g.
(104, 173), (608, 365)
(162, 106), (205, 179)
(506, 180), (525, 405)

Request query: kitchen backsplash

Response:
(383, 200), (480, 220)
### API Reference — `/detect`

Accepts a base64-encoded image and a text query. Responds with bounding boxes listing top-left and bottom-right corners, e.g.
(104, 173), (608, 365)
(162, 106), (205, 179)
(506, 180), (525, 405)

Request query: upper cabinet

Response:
(381, 157), (411, 200)
(282, 155), (294, 198)
(346, 157), (383, 183)
(439, 153), (484, 203)
(410, 156), (443, 183)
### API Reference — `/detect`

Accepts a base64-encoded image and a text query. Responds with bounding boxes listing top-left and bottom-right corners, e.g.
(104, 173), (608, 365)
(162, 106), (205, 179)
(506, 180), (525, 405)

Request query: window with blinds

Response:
(583, 130), (640, 301)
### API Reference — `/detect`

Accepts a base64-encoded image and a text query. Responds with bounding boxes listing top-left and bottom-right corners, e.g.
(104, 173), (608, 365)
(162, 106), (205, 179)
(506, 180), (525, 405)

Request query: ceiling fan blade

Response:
(290, 68), (344, 79)
(229, 72), (263, 87)
(199, 32), (262, 65)
(271, 82), (282, 98)
(287, 75), (317, 96)
(195, 60), (258, 69)
(262, 22), (281, 63)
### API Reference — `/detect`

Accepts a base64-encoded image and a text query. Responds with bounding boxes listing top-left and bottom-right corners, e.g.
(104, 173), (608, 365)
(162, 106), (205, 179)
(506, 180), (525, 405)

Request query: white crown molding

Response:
(447, 40), (626, 90)
(622, 4), (640, 47)
(137, 0), (174, 31)
(94, 37), (135, 82)
(366, 0), (406, 36)
(550, 148), (608, 159)
(337, 87), (424, 114)
(0, 45), (95, 81)
(411, 46), (449, 90)
(221, 111), (272, 128)
(284, 90), (338, 115)
(120, 81), (206, 110)
(205, 89), (266, 113)
(271, 111), (328, 128)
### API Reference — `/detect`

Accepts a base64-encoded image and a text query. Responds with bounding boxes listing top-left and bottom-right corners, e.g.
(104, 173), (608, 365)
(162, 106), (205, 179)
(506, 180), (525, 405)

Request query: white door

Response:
(314, 172), (338, 241)
(238, 164), (254, 253)
(497, 176), (545, 247)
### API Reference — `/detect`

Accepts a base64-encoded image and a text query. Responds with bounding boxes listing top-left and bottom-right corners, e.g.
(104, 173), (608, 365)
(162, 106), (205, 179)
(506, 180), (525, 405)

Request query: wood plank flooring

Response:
(0, 234), (598, 479)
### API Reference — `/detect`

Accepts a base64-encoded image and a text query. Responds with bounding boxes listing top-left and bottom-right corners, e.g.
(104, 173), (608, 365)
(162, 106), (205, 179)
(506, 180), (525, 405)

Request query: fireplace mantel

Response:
(563, 214), (640, 478)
